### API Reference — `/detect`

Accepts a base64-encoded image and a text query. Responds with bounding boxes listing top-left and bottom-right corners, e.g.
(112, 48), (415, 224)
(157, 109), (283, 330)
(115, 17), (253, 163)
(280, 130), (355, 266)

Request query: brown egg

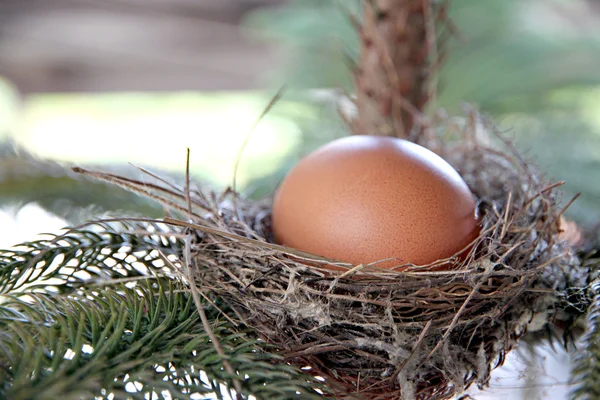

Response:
(271, 135), (480, 269)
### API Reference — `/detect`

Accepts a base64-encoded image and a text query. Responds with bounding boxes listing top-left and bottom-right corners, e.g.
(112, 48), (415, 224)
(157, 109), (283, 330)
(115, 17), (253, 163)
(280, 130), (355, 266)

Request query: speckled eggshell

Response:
(271, 135), (481, 269)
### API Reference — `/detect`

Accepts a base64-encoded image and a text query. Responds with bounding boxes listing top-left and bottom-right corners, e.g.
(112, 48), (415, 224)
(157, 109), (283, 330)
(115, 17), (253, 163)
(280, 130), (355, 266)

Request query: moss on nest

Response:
(75, 110), (587, 400)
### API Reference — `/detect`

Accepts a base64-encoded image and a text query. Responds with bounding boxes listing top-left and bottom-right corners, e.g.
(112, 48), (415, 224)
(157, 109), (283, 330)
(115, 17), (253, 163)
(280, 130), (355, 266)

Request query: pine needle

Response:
(571, 271), (600, 399)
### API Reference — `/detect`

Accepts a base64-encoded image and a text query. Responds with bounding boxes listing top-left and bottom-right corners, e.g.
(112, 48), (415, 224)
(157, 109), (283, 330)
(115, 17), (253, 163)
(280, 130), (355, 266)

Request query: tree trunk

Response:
(355, 0), (437, 139)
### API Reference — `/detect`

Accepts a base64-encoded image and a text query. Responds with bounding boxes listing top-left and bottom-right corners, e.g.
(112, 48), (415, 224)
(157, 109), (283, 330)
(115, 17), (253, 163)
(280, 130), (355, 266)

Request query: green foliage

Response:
(571, 264), (600, 400)
(0, 221), (325, 399)
(0, 220), (179, 294)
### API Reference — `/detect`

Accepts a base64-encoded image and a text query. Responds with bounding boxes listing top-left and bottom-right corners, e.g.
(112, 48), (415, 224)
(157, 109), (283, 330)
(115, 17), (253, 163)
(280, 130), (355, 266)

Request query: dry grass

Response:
(74, 109), (585, 400)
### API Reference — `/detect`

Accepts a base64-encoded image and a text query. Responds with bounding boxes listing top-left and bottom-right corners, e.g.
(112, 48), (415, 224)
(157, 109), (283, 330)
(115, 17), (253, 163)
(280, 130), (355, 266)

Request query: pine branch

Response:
(0, 221), (328, 399)
(571, 256), (600, 400)
(0, 220), (183, 295)
(0, 281), (324, 399)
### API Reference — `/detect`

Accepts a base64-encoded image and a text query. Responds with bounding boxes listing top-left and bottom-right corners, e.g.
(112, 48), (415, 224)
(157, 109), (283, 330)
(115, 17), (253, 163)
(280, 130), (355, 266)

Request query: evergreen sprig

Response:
(0, 222), (326, 399)
(0, 220), (181, 295)
(571, 256), (600, 400)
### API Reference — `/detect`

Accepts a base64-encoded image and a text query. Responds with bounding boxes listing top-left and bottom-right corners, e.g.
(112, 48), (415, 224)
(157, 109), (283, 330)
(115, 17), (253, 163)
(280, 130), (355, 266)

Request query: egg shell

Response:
(271, 135), (481, 269)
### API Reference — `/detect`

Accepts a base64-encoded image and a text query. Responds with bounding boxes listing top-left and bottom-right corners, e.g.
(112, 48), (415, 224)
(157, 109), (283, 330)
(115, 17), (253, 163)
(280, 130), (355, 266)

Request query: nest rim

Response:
(74, 110), (582, 400)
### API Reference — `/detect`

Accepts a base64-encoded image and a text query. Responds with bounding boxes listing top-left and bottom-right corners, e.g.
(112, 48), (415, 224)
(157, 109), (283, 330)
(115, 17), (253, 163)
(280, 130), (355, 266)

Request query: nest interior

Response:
(76, 112), (585, 400)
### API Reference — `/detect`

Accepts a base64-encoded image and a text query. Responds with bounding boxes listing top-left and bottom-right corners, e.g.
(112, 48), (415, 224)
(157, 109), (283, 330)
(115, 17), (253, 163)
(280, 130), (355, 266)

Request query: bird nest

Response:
(75, 111), (583, 400)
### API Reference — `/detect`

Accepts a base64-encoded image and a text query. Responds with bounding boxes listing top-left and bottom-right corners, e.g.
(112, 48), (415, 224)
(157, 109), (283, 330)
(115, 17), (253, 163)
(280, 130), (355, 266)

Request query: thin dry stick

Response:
(184, 235), (243, 399)
(397, 319), (432, 373)
(80, 214), (336, 268)
(131, 162), (210, 208)
(72, 167), (209, 219)
(418, 270), (490, 369)
(499, 192), (513, 240)
(162, 218), (336, 263)
(129, 163), (185, 195)
(157, 249), (238, 327)
(183, 149), (243, 399)
(423, 0), (438, 111)
(185, 149), (193, 213)
(557, 193), (581, 219)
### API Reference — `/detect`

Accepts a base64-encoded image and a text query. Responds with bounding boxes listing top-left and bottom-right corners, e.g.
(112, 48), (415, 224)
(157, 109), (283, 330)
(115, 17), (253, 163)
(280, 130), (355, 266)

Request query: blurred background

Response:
(1, 0), (599, 398)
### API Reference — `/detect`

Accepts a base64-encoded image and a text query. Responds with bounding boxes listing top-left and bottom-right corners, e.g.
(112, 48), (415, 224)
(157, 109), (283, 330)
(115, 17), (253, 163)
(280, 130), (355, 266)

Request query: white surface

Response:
(0, 202), (68, 248)
(462, 341), (574, 400)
